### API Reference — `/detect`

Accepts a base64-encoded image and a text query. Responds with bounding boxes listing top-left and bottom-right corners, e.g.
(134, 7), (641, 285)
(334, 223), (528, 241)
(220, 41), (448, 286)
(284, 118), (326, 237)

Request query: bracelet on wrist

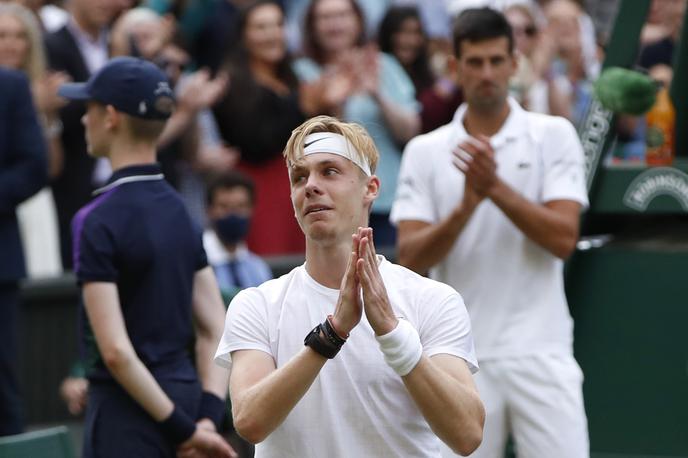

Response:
(304, 317), (347, 359)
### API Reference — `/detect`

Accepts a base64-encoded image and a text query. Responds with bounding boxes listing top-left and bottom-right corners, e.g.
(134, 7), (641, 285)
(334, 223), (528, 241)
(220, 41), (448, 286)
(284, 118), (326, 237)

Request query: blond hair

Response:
(0, 3), (46, 82)
(283, 115), (379, 175)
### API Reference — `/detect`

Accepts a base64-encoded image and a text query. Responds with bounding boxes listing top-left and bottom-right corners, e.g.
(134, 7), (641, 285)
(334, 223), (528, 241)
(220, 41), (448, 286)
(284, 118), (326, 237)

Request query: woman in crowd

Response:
(504, 2), (571, 119)
(295, 0), (420, 248)
(378, 5), (461, 133)
(0, 2), (66, 276)
(212, 0), (307, 255)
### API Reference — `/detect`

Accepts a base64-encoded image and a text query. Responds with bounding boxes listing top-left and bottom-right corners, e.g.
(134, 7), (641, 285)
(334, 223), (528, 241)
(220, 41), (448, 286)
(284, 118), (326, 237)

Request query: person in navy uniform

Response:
(0, 67), (48, 437)
(60, 57), (235, 458)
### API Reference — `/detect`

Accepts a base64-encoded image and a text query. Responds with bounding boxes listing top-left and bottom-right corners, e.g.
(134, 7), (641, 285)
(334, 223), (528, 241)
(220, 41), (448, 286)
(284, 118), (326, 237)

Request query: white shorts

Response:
(441, 353), (589, 458)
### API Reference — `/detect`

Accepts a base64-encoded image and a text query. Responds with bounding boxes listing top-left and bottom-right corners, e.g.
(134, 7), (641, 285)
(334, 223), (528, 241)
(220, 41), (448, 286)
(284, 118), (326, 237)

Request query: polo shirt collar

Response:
(451, 97), (529, 150)
(93, 164), (164, 195)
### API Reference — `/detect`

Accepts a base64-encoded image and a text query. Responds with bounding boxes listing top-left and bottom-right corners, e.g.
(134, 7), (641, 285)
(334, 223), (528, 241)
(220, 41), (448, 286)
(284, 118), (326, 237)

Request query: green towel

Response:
(594, 67), (657, 115)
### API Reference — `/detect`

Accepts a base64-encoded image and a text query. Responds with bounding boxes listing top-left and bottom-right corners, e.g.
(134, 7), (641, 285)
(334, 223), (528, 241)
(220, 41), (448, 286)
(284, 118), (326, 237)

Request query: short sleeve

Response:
(418, 288), (478, 374)
(389, 136), (436, 225)
(540, 117), (589, 208)
(73, 214), (118, 284)
(194, 226), (209, 271)
(214, 288), (272, 371)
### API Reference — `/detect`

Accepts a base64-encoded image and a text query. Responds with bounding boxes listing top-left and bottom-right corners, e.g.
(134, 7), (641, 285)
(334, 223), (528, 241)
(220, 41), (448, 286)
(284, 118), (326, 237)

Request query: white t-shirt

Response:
(215, 256), (478, 458)
(390, 99), (589, 361)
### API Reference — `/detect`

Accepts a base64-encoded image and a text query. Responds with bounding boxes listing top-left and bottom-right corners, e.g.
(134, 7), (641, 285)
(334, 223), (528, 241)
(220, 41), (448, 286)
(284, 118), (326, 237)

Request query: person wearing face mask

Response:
(203, 172), (273, 304)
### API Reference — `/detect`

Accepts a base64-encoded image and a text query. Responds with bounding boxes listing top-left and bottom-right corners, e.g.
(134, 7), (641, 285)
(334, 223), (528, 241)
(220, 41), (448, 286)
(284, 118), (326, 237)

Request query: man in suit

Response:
(45, 0), (115, 270)
(0, 68), (48, 436)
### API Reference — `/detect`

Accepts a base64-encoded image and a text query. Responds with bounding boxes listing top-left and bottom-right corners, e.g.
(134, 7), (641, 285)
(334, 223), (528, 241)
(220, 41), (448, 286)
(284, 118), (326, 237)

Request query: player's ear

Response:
(364, 175), (380, 204)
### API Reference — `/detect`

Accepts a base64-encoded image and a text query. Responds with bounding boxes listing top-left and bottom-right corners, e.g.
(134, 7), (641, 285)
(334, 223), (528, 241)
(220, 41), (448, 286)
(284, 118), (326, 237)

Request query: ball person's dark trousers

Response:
(0, 283), (24, 436)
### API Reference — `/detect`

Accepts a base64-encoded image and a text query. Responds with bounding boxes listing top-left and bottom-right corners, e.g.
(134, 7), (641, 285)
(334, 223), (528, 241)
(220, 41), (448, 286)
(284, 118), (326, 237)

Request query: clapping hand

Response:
(453, 135), (498, 198)
(331, 233), (363, 336)
(356, 227), (397, 336)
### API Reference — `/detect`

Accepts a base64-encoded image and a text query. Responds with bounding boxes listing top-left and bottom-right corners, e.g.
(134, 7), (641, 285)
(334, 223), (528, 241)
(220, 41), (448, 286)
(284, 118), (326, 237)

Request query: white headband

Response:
(302, 132), (371, 176)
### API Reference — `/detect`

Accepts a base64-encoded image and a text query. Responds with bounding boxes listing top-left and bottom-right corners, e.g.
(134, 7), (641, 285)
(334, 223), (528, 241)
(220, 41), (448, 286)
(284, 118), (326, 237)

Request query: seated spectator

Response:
(0, 2), (66, 277)
(204, 172), (272, 304)
(294, 0), (420, 247)
(378, 5), (462, 133)
(212, 0), (307, 255)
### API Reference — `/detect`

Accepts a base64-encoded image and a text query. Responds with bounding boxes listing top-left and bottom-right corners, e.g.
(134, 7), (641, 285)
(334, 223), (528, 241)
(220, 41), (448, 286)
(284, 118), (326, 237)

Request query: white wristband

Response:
(375, 319), (423, 376)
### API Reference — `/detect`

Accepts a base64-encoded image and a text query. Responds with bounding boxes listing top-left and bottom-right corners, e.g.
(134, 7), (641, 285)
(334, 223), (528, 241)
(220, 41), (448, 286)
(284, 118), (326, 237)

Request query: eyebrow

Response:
(290, 157), (347, 173)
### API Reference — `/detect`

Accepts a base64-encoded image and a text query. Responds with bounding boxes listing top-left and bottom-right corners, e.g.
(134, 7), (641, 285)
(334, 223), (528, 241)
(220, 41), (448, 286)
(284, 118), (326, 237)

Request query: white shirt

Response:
(390, 98), (588, 360)
(215, 257), (477, 458)
(66, 20), (109, 75)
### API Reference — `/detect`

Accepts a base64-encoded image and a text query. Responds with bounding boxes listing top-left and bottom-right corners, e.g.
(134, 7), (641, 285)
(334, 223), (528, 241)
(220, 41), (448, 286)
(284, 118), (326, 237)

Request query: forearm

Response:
(105, 351), (174, 421)
(488, 179), (577, 258)
(403, 357), (484, 455)
(196, 332), (229, 399)
(373, 92), (420, 144)
(232, 347), (327, 443)
(398, 205), (476, 273)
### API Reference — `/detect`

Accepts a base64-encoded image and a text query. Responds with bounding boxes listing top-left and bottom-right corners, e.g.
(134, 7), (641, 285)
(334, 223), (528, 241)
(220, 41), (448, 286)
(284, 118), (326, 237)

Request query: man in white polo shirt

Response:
(391, 7), (589, 458)
(214, 115), (485, 457)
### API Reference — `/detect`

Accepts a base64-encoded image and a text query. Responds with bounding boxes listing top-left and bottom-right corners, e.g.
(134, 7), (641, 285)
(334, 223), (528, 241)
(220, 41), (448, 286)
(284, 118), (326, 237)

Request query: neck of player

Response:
(464, 101), (510, 137)
(305, 230), (360, 290)
(107, 140), (158, 172)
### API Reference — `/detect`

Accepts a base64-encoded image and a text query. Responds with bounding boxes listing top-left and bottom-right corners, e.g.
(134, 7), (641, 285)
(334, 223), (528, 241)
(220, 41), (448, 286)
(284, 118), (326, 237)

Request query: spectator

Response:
(204, 172), (272, 304)
(638, 0), (686, 70)
(60, 56), (234, 457)
(0, 67), (48, 437)
(542, 0), (600, 126)
(212, 0), (307, 255)
(378, 5), (462, 133)
(392, 8), (590, 457)
(503, 2), (571, 118)
(44, 0), (119, 271)
(294, 0), (420, 248)
(0, 2), (66, 277)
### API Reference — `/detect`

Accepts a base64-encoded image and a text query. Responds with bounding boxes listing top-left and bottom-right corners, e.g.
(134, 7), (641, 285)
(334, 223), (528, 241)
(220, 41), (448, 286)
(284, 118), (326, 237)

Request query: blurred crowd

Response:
(0, 0), (684, 278)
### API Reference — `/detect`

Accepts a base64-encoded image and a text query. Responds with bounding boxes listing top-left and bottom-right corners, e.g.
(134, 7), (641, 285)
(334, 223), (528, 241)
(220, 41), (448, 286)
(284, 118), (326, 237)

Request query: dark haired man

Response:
(61, 56), (235, 458)
(392, 7), (590, 458)
(204, 172), (272, 303)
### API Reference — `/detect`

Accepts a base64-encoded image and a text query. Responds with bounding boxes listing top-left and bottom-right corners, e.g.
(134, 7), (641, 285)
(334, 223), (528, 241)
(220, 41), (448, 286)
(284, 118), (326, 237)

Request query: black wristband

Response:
(197, 391), (226, 430)
(323, 318), (347, 346)
(304, 324), (340, 359)
(159, 405), (196, 445)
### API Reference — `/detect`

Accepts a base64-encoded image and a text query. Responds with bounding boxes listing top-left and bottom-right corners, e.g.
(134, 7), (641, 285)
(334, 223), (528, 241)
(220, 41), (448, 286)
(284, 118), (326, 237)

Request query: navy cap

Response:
(58, 56), (175, 120)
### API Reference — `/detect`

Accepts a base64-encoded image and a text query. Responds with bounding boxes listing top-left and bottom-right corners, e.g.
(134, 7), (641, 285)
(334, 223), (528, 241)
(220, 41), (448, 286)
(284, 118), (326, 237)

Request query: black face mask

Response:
(214, 214), (250, 245)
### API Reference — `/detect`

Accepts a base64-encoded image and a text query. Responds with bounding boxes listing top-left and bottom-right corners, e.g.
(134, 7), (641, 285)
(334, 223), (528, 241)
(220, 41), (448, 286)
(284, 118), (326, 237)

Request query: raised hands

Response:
(331, 232), (363, 336)
(355, 227), (397, 336)
(331, 228), (397, 337)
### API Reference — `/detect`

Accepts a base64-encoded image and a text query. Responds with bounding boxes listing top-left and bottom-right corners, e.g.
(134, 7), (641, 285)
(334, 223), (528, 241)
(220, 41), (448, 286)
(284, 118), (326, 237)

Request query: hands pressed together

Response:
(331, 227), (398, 338)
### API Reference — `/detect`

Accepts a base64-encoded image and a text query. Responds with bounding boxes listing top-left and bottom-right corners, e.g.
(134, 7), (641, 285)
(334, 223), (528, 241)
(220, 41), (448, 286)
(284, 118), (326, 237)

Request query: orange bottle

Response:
(645, 86), (676, 166)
